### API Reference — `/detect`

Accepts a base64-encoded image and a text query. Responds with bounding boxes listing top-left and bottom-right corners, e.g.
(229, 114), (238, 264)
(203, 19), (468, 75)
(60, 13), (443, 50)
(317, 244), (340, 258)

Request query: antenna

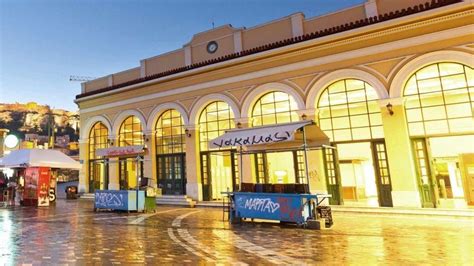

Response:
(69, 75), (95, 82)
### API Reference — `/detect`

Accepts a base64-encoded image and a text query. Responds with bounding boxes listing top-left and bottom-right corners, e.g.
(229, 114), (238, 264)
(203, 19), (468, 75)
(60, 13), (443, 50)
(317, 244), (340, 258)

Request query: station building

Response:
(75, 0), (474, 209)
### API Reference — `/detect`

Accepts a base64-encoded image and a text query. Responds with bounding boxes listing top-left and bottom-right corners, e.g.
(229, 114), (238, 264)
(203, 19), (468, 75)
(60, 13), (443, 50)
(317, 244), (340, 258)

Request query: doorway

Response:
(88, 159), (108, 192)
(118, 157), (143, 190)
(414, 135), (474, 208)
(157, 154), (186, 195)
(201, 151), (238, 201)
(335, 141), (393, 207)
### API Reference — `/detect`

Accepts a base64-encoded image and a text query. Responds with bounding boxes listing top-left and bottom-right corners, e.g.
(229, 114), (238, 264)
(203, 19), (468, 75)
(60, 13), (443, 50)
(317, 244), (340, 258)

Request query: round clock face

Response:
(207, 41), (218, 54)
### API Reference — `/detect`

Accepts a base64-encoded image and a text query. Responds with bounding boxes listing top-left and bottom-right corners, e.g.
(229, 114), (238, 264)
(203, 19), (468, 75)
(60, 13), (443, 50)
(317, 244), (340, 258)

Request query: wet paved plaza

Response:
(0, 200), (473, 265)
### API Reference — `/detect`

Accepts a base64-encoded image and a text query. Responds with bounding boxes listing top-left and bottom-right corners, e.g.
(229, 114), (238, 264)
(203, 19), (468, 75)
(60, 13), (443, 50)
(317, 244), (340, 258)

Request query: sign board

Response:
(94, 190), (145, 211)
(96, 145), (144, 157)
(37, 167), (50, 207)
(23, 167), (50, 206)
(233, 192), (316, 224)
(209, 121), (311, 149)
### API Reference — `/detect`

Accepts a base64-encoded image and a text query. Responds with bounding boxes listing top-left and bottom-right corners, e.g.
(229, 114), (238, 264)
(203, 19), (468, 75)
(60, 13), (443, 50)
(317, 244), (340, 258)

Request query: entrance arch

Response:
(317, 78), (393, 207)
(198, 101), (238, 201)
(155, 109), (187, 195)
(88, 122), (109, 192)
(117, 115), (144, 190)
(402, 61), (474, 208)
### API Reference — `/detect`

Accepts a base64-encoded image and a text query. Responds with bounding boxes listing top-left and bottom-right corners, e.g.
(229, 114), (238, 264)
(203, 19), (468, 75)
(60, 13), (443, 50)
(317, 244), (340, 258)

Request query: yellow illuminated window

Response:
(252, 91), (299, 126)
(155, 109), (185, 154)
(404, 63), (474, 136)
(88, 122), (108, 160)
(317, 79), (383, 142)
(199, 101), (235, 151)
(118, 116), (144, 146)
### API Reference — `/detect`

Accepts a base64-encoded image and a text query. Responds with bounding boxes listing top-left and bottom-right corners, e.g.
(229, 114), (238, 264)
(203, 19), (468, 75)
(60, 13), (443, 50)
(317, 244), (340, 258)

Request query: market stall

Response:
(0, 149), (81, 207)
(210, 120), (333, 228)
(93, 145), (153, 212)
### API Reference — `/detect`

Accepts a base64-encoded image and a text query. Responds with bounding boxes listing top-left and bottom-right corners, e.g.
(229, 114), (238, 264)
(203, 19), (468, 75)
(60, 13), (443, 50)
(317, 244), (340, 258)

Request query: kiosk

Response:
(93, 146), (150, 212)
(210, 120), (333, 227)
(0, 149), (81, 207)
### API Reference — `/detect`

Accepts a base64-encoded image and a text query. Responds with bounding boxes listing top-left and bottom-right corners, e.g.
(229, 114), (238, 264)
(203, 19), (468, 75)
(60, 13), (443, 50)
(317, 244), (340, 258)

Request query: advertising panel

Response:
(37, 167), (50, 207)
(23, 167), (39, 206)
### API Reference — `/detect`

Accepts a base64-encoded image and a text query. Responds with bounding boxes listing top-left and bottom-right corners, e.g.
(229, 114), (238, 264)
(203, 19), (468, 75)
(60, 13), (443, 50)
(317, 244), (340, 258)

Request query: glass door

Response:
(323, 147), (342, 205)
(89, 159), (108, 192)
(201, 151), (237, 201)
(119, 157), (143, 190)
(412, 138), (437, 208)
(157, 153), (186, 195)
(371, 141), (393, 207)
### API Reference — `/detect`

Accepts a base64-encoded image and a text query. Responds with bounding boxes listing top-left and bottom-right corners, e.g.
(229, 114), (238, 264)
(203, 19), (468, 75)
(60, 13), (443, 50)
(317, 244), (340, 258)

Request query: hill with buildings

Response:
(0, 102), (79, 141)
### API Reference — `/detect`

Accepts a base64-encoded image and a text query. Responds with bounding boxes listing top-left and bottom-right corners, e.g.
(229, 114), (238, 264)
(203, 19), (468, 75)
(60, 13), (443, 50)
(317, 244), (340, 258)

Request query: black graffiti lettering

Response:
(243, 137), (250, 145)
(224, 139), (232, 146)
(252, 135), (264, 144)
(265, 135), (273, 142)
(274, 131), (289, 142)
(234, 138), (243, 146)
(213, 140), (223, 148)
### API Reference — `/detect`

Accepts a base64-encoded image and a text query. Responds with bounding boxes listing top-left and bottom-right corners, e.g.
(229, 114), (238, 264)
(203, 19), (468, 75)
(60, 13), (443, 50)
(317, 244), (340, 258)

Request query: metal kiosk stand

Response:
(210, 120), (333, 228)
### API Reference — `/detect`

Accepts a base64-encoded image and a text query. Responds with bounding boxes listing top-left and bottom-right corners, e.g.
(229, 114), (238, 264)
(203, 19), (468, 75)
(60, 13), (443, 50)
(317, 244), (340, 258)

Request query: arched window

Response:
(89, 122), (108, 159)
(155, 109), (185, 154)
(118, 116), (143, 146)
(251, 91), (299, 126)
(199, 101), (235, 151)
(317, 79), (383, 142)
(404, 62), (474, 136)
(88, 122), (109, 192)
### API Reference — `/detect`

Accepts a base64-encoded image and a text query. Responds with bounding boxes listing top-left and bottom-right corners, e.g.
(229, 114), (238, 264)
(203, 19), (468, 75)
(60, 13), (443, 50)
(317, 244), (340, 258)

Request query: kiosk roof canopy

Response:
(0, 149), (81, 169)
(209, 120), (329, 151)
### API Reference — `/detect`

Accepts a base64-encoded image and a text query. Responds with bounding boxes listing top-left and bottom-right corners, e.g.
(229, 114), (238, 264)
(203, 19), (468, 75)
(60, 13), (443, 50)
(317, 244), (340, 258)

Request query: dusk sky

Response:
(0, 0), (364, 111)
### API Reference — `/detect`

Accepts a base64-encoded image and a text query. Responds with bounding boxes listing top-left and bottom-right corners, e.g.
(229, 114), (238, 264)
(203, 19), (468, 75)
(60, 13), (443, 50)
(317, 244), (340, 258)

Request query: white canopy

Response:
(209, 120), (329, 150)
(0, 149), (81, 169)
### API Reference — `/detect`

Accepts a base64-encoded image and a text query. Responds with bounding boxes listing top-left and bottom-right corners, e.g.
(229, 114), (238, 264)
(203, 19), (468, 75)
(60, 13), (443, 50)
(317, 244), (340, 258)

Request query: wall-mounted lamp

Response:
(237, 122), (242, 128)
(108, 139), (114, 146)
(386, 103), (394, 116)
(143, 134), (149, 142)
(301, 114), (307, 120)
(185, 129), (191, 138)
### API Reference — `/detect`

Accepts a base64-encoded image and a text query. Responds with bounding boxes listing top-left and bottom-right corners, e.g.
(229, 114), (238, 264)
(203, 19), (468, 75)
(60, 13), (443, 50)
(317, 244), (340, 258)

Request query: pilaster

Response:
(379, 98), (421, 207)
(184, 125), (202, 201)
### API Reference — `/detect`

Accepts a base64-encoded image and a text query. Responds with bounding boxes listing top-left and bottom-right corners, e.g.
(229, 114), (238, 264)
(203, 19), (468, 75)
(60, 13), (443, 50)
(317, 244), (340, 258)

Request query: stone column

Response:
(143, 130), (155, 186)
(78, 138), (88, 193)
(184, 125), (202, 201)
(379, 98), (421, 207)
(107, 135), (120, 190)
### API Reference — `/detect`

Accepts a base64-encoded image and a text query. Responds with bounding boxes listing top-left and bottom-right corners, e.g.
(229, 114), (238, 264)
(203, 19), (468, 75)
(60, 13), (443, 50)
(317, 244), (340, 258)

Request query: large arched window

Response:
(155, 109), (185, 154)
(88, 122), (109, 192)
(89, 122), (108, 159)
(251, 91), (303, 184)
(404, 62), (474, 136)
(118, 116), (144, 146)
(199, 101), (235, 151)
(317, 79), (383, 142)
(251, 91), (299, 126)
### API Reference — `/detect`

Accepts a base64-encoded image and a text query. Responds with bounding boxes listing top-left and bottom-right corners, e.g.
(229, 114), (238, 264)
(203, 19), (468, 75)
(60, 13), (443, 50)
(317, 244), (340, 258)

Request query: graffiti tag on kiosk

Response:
(212, 131), (291, 148)
(95, 192), (125, 207)
(244, 198), (280, 213)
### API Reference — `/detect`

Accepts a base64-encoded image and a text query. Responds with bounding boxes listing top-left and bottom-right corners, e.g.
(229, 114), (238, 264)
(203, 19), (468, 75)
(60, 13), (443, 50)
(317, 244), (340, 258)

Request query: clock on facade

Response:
(207, 41), (218, 54)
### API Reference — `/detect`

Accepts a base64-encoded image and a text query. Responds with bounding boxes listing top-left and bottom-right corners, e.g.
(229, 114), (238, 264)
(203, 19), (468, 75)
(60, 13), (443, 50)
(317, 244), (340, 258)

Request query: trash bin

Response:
(316, 206), (333, 228)
(66, 186), (78, 200)
(144, 187), (156, 212)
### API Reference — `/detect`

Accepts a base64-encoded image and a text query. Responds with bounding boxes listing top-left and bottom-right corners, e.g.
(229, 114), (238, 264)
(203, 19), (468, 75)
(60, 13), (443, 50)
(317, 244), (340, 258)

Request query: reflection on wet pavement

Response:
(0, 200), (473, 264)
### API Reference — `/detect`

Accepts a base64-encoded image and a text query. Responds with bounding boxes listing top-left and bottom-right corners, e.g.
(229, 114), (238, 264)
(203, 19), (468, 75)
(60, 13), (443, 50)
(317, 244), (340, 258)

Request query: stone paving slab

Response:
(0, 199), (473, 265)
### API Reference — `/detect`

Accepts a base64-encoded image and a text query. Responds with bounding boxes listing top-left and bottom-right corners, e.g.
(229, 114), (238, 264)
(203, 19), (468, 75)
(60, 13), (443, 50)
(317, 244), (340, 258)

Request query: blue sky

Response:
(0, 0), (364, 111)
